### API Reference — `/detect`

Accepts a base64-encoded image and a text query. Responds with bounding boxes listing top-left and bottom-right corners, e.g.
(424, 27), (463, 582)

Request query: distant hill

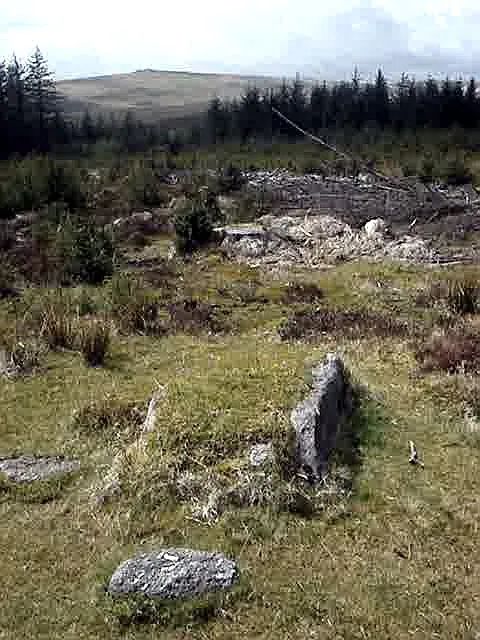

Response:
(58, 69), (285, 123)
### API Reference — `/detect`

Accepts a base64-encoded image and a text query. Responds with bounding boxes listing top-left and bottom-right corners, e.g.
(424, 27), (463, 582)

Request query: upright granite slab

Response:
(291, 354), (354, 482)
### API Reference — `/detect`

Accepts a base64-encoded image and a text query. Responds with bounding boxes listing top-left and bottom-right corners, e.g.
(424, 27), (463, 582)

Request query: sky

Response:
(1, 0), (480, 80)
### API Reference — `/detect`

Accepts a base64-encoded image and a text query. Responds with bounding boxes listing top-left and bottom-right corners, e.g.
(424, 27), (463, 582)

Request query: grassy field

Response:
(58, 69), (284, 121)
(1, 228), (480, 639)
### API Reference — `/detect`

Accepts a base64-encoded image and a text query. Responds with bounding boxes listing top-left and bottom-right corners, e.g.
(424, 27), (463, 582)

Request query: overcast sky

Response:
(1, 0), (480, 80)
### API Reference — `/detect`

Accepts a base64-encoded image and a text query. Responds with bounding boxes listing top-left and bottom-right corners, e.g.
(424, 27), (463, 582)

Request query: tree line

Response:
(0, 48), (162, 157)
(4, 49), (480, 157)
(206, 70), (480, 143)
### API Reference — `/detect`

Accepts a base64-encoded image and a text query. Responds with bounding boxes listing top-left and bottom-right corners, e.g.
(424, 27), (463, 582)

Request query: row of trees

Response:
(0, 48), (62, 154)
(206, 71), (480, 143)
(0, 48), (162, 157)
(4, 49), (480, 155)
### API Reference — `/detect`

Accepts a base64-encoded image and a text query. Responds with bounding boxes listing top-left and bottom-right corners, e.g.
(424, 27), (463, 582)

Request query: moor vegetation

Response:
(1, 46), (480, 640)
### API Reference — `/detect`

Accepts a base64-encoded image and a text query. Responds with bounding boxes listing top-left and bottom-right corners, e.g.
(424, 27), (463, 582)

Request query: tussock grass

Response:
(416, 272), (480, 316)
(447, 279), (479, 315)
(40, 292), (79, 350)
(79, 319), (112, 367)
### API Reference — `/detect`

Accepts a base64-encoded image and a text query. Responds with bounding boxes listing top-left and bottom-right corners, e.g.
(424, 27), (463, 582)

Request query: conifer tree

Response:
(26, 46), (59, 150)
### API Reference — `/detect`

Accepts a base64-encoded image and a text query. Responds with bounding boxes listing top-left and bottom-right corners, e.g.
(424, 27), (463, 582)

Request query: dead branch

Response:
(409, 440), (424, 467)
(272, 107), (415, 193)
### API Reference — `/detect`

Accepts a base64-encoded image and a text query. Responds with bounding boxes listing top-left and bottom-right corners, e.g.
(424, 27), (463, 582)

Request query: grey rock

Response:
(108, 548), (239, 600)
(0, 455), (80, 484)
(291, 354), (354, 482)
(220, 226), (267, 259)
(248, 442), (275, 468)
(364, 218), (387, 237)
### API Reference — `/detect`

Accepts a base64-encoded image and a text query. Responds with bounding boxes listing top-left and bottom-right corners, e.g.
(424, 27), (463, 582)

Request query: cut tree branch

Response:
(272, 107), (415, 192)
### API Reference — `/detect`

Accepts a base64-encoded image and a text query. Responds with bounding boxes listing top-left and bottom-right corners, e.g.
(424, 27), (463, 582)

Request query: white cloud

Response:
(0, 0), (479, 78)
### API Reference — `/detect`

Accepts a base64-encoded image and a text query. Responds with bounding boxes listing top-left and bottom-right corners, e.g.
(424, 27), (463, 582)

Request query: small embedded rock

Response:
(108, 548), (239, 600)
(0, 455), (80, 484)
(248, 442), (275, 468)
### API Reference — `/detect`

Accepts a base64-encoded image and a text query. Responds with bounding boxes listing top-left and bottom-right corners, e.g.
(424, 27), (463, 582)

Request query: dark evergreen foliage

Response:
(174, 189), (223, 254)
(206, 70), (480, 143)
(0, 47), (161, 158)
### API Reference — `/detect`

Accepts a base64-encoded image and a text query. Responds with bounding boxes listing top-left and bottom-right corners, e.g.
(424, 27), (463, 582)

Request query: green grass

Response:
(1, 248), (479, 639)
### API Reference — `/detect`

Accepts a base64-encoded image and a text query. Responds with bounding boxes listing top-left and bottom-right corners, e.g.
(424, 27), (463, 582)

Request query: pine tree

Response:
(238, 86), (262, 142)
(80, 110), (96, 143)
(419, 77), (440, 127)
(351, 68), (365, 129)
(0, 60), (8, 156)
(207, 96), (228, 143)
(25, 47), (58, 150)
(290, 74), (308, 129)
(6, 56), (28, 153)
(465, 78), (478, 128)
(310, 82), (330, 131)
(373, 69), (390, 128)
(275, 81), (291, 136)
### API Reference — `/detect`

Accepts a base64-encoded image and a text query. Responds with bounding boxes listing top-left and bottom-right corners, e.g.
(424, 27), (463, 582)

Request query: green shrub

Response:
(45, 161), (86, 210)
(57, 215), (115, 285)
(0, 158), (87, 219)
(174, 188), (223, 254)
(128, 165), (169, 207)
(14, 208), (114, 286)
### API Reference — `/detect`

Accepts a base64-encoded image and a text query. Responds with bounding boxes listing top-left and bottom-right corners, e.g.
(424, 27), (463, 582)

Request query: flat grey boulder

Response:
(0, 455), (80, 484)
(108, 548), (239, 600)
(291, 354), (354, 482)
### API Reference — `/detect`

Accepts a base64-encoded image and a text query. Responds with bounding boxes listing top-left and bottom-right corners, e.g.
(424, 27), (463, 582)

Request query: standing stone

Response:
(291, 354), (354, 482)
(108, 548), (239, 600)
